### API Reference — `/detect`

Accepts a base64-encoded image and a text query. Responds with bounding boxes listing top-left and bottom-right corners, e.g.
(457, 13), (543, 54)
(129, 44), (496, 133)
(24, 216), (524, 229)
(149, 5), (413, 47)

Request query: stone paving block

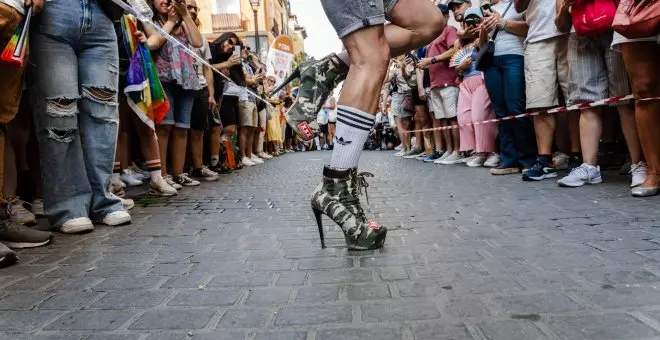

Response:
(0, 311), (61, 332)
(245, 287), (292, 305)
(44, 310), (135, 331)
(490, 292), (583, 315)
(83, 335), (141, 340)
(0, 291), (54, 310)
(90, 290), (169, 309)
(248, 250), (285, 261)
(316, 327), (403, 340)
(345, 284), (392, 301)
(452, 275), (526, 294)
(253, 331), (307, 340)
(397, 279), (452, 298)
(444, 296), (491, 318)
(249, 259), (293, 271)
(274, 305), (352, 326)
(299, 258), (353, 270)
(477, 320), (548, 340)
(574, 286), (660, 308)
(362, 300), (441, 322)
(129, 309), (216, 330)
(549, 313), (659, 339)
(160, 274), (211, 288)
(147, 264), (193, 275)
(578, 269), (660, 285)
(284, 248), (338, 258)
(359, 254), (417, 267)
(217, 308), (274, 328)
(379, 267), (410, 281)
(7, 335), (78, 340)
(93, 276), (165, 291)
(275, 271), (307, 286)
(168, 289), (241, 307)
(411, 322), (475, 340)
(513, 272), (584, 290)
(294, 286), (341, 303)
(310, 269), (373, 285)
(38, 291), (101, 310)
(208, 272), (274, 287)
(184, 331), (247, 340)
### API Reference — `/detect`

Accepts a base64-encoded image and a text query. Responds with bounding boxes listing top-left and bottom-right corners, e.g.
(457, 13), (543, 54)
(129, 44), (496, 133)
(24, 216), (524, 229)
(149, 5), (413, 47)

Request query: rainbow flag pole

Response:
(1, 6), (33, 68)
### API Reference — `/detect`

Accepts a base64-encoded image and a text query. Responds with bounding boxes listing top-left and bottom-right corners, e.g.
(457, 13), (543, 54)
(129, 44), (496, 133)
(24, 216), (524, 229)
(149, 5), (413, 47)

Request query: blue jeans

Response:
(161, 83), (196, 129)
(28, 0), (122, 228)
(484, 55), (537, 168)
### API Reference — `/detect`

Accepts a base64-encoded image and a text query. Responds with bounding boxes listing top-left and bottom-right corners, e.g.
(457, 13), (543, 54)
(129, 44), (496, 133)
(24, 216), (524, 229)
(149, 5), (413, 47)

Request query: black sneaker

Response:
(522, 158), (558, 181)
(174, 174), (201, 187)
(210, 164), (233, 174)
(191, 166), (219, 181)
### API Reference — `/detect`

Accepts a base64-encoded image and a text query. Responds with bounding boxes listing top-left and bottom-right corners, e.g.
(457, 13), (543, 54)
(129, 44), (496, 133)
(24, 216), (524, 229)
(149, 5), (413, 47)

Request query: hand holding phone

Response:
(233, 45), (241, 58)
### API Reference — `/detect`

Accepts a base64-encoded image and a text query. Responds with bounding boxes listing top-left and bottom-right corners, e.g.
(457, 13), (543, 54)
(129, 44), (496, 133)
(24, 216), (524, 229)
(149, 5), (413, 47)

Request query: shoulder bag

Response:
(613, 0), (660, 39)
(475, 1), (514, 71)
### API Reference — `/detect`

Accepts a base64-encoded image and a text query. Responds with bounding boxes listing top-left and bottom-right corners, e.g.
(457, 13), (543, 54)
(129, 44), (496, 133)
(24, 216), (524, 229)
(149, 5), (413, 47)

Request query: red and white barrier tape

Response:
(404, 94), (660, 133)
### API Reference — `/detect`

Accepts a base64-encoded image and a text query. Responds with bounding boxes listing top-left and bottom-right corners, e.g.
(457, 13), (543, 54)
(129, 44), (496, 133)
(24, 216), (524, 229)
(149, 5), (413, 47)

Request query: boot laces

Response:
(352, 172), (374, 218)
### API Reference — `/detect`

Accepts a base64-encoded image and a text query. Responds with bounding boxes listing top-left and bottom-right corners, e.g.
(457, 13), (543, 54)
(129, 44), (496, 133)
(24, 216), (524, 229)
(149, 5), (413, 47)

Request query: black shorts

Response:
(285, 124), (293, 139)
(219, 95), (239, 127)
(410, 86), (425, 106)
(191, 87), (211, 131)
(319, 123), (328, 134)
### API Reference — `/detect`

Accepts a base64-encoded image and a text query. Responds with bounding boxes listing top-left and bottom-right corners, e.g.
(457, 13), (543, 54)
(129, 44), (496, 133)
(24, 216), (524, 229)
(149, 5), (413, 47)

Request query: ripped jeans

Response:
(28, 0), (122, 228)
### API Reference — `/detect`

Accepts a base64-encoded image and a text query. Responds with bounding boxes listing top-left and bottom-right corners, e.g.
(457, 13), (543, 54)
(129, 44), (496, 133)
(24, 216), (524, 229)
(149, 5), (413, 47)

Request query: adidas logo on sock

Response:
(335, 136), (352, 146)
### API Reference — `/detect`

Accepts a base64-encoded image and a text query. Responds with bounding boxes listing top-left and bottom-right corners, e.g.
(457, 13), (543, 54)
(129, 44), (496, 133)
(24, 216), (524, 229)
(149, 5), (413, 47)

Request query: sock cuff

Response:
(337, 106), (375, 131)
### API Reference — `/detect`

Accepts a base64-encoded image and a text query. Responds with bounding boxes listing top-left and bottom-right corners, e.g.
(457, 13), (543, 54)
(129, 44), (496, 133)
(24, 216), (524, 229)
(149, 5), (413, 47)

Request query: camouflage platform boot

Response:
(270, 53), (348, 141)
(311, 166), (387, 250)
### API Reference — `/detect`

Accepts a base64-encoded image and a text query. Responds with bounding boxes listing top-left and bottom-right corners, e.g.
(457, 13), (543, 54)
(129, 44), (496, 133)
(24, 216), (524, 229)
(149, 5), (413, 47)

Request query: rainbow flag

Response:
(1, 6), (32, 68)
(121, 14), (169, 129)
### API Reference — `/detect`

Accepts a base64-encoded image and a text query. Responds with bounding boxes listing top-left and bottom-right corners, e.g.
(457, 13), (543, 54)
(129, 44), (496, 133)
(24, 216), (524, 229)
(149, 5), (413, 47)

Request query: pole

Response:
(253, 9), (260, 59)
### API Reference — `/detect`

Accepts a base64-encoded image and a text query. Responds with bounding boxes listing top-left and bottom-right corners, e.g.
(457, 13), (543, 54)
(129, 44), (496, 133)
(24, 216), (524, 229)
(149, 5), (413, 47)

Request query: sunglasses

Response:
(481, 3), (491, 10)
(187, 5), (199, 11)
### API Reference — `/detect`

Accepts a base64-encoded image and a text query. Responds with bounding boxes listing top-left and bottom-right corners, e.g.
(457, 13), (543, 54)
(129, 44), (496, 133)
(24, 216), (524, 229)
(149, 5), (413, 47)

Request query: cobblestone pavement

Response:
(3, 151), (660, 340)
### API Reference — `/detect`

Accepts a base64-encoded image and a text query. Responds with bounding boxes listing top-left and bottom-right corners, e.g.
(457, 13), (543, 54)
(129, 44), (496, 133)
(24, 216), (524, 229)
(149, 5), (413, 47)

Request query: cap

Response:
(446, 0), (470, 10)
(464, 7), (484, 19)
(437, 3), (449, 14)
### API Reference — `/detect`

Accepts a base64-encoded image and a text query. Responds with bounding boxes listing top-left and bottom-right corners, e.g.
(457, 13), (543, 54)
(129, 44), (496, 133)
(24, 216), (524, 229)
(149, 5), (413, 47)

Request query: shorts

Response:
(524, 35), (569, 110)
(390, 92), (412, 118)
(191, 87), (211, 131)
(410, 86), (426, 106)
(0, 4), (26, 124)
(328, 109), (337, 123)
(319, 123), (328, 135)
(258, 108), (267, 129)
(430, 86), (459, 119)
(219, 95), (239, 127)
(321, 0), (399, 39)
(611, 31), (659, 49)
(161, 83), (196, 129)
(238, 100), (258, 127)
(567, 31), (630, 106)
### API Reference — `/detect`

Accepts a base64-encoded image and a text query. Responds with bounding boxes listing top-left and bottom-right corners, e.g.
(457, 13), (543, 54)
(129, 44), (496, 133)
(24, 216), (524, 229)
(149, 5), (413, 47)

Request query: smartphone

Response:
(233, 45), (241, 58)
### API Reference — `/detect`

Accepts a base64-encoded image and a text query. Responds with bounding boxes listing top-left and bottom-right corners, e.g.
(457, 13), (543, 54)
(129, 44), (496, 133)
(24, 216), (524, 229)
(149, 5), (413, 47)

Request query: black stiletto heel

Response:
(312, 208), (326, 248)
(269, 67), (301, 96)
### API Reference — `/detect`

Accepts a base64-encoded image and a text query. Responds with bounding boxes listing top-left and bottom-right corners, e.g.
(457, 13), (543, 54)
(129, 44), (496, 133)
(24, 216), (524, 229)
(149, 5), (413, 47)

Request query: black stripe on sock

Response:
(336, 113), (373, 130)
(336, 117), (372, 131)
(337, 108), (375, 126)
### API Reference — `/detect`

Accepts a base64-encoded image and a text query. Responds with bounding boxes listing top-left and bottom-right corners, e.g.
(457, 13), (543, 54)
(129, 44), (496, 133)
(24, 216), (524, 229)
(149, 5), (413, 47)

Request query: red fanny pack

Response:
(572, 0), (617, 36)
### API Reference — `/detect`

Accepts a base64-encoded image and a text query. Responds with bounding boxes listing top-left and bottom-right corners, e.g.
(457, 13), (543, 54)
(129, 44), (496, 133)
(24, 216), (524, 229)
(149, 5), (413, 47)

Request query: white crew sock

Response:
(210, 155), (220, 167)
(330, 105), (375, 169)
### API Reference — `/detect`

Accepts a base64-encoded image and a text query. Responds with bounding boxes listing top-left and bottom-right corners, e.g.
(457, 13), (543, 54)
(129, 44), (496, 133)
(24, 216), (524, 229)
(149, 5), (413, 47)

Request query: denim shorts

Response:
(162, 82), (196, 128)
(321, 0), (399, 39)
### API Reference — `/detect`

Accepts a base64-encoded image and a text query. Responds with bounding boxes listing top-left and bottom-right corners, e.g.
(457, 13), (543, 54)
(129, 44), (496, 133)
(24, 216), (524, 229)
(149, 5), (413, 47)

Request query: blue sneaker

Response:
(423, 150), (443, 163)
(522, 158), (558, 181)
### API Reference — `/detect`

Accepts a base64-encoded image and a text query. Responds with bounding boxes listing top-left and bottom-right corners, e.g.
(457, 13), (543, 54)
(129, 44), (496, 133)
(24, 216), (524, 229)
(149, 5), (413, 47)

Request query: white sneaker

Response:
(60, 217), (94, 234)
(258, 152), (272, 159)
(415, 152), (427, 160)
(558, 163), (602, 187)
(120, 169), (144, 187)
(250, 155), (264, 164)
(242, 157), (256, 166)
(403, 149), (423, 159)
(111, 176), (126, 189)
(394, 144), (402, 151)
(553, 152), (570, 170)
(434, 150), (452, 164)
(149, 177), (178, 196)
(165, 175), (183, 190)
(394, 150), (406, 157)
(484, 153), (501, 168)
(466, 153), (487, 167)
(630, 161), (648, 188)
(439, 152), (466, 165)
(120, 198), (134, 211)
(101, 211), (131, 226)
(129, 163), (151, 181)
(461, 153), (477, 164)
(174, 174), (201, 187)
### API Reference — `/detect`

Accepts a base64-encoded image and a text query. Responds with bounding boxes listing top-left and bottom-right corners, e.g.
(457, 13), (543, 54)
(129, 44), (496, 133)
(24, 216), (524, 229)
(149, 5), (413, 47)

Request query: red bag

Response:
(572, 0), (617, 36)
(613, 0), (660, 39)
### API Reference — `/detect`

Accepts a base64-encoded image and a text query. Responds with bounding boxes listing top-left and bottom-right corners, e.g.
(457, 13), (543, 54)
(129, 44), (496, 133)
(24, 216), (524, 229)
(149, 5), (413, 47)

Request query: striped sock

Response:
(330, 105), (375, 169)
(112, 162), (121, 180)
(145, 159), (162, 182)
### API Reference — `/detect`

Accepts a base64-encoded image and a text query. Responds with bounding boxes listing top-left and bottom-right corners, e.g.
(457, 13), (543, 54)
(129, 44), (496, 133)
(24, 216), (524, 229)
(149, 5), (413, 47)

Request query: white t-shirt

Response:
(1, 0), (24, 14)
(524, 0), (566, 44)
(492, 0), (525, 56)
(193, 40), (212, 88)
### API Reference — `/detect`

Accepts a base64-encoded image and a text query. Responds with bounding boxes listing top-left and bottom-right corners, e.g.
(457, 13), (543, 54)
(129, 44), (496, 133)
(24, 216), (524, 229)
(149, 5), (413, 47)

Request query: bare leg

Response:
(618, 105), (642, 164)
(156, 125), (172, 176)
(239, 127), (249, 159)
(190, 129), (204, 169)
(170, 127), (188, 176)
(534, 114), (556, 156)
(450, 118), (460, 153)
(433, 118), (445, 151)
(578, 108), (602, 166)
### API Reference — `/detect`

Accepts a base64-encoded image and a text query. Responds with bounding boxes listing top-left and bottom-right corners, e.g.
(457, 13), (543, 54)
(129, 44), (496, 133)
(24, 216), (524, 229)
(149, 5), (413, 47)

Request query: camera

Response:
(464, 16), (481, 27)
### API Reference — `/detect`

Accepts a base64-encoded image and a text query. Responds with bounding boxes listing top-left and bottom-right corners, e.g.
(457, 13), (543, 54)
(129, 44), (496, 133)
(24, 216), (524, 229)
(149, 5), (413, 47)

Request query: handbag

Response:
(475, 1), (514, 71)
(402, 95), (414, 112)
(613, 0), (660, 39)
(572, 0), (617, 36)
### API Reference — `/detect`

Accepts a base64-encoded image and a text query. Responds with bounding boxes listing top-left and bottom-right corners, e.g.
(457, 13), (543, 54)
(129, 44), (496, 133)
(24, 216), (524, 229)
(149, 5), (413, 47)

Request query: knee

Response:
(173, 127), (188, 138)
(631, 76), (660, 99)
(420, 11), (445, 44)
(44, 98), (79, 143)
(82, 86), (118, 124)
(350, 43), (390, 75)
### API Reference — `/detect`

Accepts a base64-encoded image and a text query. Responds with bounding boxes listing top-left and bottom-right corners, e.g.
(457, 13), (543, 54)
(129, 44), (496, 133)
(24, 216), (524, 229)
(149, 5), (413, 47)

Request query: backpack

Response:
(572, 0), (617, 36)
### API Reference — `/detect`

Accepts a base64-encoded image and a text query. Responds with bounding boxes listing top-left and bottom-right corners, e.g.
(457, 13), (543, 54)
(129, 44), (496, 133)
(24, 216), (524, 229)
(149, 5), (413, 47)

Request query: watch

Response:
(431, 57), (437, 64)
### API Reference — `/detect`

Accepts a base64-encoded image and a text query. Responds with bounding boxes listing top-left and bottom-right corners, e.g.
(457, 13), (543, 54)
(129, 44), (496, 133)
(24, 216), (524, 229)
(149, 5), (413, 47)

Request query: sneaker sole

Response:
(103, 216), (132, 226)
(558, 178), (603, 188)
(181, 183), (201, 187)
(148, 189), (177, 197)
(3, 238), (52, 249)
(490, 168), (521, 175)
(522, 173), (558, 181)
(195, 177), (219, 182)
(60, 224), (94, 234)
(467, 163), (485, 167)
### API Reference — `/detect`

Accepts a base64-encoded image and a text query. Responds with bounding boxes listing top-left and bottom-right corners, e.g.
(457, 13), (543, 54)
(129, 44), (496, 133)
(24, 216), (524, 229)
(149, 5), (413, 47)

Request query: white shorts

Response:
(429, 86), (459, 119)
(524, 35), (569, 110)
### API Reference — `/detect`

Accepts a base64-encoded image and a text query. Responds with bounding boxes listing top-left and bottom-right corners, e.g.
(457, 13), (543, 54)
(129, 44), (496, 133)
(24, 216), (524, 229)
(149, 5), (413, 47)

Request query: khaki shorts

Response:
(0, 3), (26, 124)
(258, 108), (267, 129)
(238, 100), (258, 127)
(524, 35), (569, 110)
(429, 86), (459, 119)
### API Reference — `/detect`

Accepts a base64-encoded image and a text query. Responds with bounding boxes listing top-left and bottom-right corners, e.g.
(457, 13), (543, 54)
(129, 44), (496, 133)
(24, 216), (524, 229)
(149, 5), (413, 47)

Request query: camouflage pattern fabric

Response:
(310, 166), (386, 250)
(286, 54), (348, 141)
